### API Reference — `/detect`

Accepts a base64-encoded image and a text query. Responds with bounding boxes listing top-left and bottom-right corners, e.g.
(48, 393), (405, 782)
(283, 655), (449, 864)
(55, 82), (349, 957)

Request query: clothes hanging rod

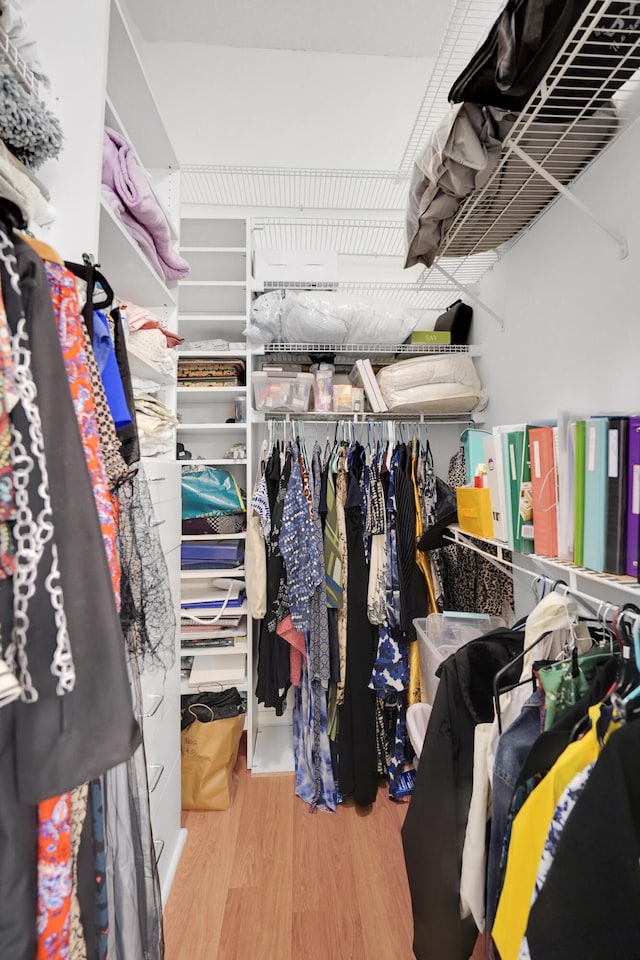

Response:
(257, 412), (477, 425)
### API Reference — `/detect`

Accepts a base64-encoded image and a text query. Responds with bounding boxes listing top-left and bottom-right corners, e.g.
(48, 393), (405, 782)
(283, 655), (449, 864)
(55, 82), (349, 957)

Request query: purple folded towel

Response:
(102, 126), (189, 282)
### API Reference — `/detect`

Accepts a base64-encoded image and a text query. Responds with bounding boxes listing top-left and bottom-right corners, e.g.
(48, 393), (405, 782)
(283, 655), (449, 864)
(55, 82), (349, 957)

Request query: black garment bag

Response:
(449, 1), (640, 116)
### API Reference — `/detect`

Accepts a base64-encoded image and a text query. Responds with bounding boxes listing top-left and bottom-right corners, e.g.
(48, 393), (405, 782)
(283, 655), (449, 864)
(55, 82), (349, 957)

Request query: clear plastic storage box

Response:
(414, 613), (505, 704)
(253, 371), (313, 412)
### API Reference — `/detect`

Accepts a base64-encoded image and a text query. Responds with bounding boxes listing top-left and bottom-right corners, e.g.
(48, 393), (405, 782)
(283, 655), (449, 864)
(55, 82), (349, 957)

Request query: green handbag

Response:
(537, 648), (615, 730)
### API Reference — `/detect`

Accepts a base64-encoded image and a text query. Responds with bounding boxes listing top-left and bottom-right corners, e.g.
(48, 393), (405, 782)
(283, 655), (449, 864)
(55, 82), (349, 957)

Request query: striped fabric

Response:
(324, 459), (343, 609)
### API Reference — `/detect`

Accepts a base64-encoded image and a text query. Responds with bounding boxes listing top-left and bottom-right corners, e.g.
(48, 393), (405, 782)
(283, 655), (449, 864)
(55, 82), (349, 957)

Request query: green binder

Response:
(507, 430), (525, 553)
(517, 426), (534, 555)
(573, 420), (586, 566)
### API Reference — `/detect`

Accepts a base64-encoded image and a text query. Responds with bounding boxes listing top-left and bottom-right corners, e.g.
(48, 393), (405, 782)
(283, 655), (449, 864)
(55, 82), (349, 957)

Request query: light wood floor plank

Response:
(164, 739), (414, 959)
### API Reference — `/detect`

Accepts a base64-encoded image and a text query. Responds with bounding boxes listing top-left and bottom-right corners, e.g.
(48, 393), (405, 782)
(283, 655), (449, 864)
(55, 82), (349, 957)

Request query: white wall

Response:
(140, 41), (432, 170)
(23, 0), (110, 259)
(473, 120), (640, 428)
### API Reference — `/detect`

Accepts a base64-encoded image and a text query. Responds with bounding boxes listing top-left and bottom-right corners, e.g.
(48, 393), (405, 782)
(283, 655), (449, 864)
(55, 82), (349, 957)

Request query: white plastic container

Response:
(414, 612), (505, 705)
(252, 371), (313, 412)
(310, 363), (334, 412)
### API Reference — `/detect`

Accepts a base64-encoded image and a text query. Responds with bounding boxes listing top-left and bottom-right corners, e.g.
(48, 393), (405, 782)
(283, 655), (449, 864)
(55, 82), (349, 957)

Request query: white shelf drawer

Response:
(150, 752), (182, 896)
(140, 649), (179, 709)
(140, 684), (179, 751)
(151, 497), (181, 555)
(143, 460), (179, 506)
(145, 693), (180, 801)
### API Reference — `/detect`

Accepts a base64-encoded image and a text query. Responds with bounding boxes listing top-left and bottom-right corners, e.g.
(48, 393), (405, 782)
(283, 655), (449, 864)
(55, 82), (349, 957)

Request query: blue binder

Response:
(583, 417), (609, 572)
(461, 429), (491, 485)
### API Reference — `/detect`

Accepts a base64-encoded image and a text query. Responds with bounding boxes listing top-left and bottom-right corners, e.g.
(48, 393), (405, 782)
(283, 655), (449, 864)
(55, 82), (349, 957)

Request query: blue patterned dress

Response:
(282, 446), (336, 811)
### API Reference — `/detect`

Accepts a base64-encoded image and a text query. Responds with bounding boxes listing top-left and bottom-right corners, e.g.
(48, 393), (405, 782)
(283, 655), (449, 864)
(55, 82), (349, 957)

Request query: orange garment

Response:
(43, 261), (121, 604)
(277, 614), (307, 686)
(37, 794), (72, 959)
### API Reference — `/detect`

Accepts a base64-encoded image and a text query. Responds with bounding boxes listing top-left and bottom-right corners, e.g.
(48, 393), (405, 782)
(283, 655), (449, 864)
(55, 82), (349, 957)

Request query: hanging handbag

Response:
(435, 301), (473, 346)
(181, 464), (246, 519)
(180, 688), (245, 727)
(180, 702), (244, 811)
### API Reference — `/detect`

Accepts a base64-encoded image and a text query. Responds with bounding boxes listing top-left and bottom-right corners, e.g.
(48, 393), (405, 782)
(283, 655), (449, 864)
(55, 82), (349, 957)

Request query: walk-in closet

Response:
(2, 1), (640, 958)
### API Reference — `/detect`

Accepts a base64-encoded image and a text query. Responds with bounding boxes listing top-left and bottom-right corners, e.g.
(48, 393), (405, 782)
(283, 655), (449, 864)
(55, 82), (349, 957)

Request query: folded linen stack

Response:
(121, 302), (181, 456)
(177, 357), (245, 387)
(134, 394), (178, 458)
(102, 126), (190, 282)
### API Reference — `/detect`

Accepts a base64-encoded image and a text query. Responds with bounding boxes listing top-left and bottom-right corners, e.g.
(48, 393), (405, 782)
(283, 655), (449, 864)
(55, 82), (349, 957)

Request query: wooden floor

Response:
(163, 737), (414, 960)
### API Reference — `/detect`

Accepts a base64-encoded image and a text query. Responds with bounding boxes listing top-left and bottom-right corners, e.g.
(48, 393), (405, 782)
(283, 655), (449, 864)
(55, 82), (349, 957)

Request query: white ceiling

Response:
(126, 0), (454, 58)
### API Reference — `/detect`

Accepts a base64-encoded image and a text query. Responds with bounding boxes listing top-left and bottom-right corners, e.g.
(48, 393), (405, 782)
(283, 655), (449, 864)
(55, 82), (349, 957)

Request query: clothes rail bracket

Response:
(430, 262), (506, 331)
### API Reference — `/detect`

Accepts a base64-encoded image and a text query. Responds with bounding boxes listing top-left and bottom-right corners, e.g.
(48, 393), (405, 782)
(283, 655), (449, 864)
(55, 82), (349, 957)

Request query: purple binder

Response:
(625, 416), (640, 578)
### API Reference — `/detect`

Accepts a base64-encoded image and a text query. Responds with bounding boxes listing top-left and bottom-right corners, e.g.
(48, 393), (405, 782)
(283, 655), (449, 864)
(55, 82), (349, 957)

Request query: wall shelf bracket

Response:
(430, 262), (505, 331)
(510, 142), (628, 260)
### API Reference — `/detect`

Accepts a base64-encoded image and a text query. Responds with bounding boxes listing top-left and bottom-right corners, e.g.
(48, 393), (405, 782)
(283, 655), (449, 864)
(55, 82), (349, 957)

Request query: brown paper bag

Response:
(181, 707), (244, 810)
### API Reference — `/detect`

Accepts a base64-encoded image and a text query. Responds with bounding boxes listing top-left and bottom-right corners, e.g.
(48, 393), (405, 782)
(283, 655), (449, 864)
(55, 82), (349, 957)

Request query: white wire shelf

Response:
(262, 341), (477, 356)
(181, 165), (409, 210)
(438, 0), (640, 260)
(253, 218), (405, 257)
(398, 0), (505, 177)
(528, 554), (640, 597)
(179, 1), (503, 210)
(446, 524), (640, 599)
(255, 410), (480, 425)
(260, 279), (459, 309)
(251, 220), (501, 292)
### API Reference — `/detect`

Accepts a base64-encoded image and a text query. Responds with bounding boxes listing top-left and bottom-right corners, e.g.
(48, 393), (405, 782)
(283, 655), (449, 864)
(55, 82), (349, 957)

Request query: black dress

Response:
(338, 452), (378, 807)
(256, 446), (292, 715)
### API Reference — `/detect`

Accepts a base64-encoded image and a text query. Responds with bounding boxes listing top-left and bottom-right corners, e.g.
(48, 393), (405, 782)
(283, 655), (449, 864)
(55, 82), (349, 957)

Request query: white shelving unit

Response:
(101, 0), (185, 905)
(178, 213), (255, 765)
(98, 198), (177, 307)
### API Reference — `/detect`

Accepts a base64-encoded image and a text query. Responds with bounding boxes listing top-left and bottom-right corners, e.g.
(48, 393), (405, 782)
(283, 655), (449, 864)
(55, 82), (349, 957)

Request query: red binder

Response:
(529, 426), (558, 557)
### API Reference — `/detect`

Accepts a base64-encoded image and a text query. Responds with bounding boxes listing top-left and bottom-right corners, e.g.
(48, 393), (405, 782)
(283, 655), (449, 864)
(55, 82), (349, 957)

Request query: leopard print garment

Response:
(440, 446), (514, 621)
